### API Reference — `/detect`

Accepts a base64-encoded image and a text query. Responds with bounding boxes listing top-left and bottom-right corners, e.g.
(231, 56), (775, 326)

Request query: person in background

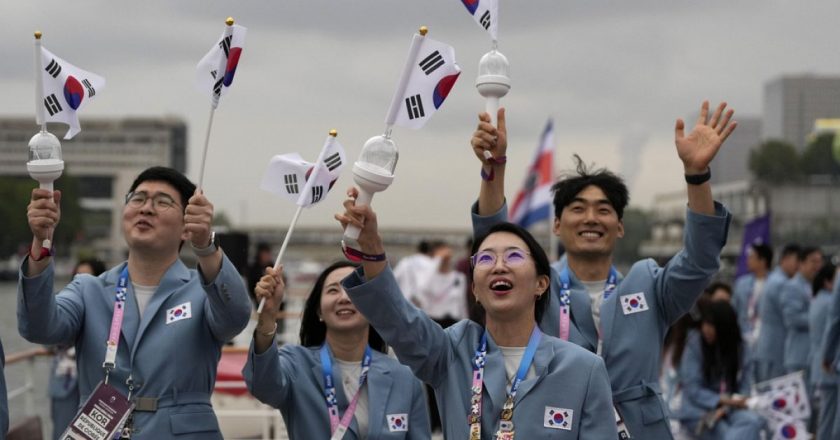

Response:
(820, 266), (840, 439)
(754, 243), (801, 383)
(393, 240), (432, 307)
(674, 301), (764, 439)
(48, 258), (106, 438)
(245, 261), (430, 439)
(781, 246), (823, 377)
(731, 243), (772, 352)
(454, 237), (482, 324)
(705, 281), (733, 303)
(809, 262), (837, 440)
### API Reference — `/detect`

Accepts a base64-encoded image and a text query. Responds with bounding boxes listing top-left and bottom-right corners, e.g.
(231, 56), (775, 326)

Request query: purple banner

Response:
(736, 214), (771, 277)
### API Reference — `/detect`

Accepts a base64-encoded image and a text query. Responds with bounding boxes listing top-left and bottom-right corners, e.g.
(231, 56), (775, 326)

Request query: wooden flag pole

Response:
(196, 105), (216, 190)
(256, 204), (303, 314)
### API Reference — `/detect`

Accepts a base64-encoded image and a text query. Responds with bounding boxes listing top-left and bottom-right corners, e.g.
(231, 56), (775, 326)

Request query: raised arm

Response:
(336, 189), (457, 385)
(470, 108), (508, 216)
(674, 101), (737, 216)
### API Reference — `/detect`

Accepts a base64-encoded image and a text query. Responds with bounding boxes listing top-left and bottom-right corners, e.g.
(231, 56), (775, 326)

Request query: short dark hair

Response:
(798, 246), (821, 262)
(128, 166), (196, 210)
(780, 243), (801, 260)
(704, 281), (732, 299)
(812, 262), (837, 297)
(552, 155), (629, 220)
(73, 258), (106, 276)
(470, 222), (551, 323)
(749, 243), (773, 269)
(299, 261), (387, 353)
(417, 240), (431, 255)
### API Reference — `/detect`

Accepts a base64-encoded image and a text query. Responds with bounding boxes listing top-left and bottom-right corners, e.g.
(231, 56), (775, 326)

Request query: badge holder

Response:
(615, 406), (631, 439)
(60, 366), (135, 440)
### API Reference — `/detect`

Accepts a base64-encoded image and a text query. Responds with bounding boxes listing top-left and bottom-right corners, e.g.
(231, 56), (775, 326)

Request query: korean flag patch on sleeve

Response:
(387, 413), (408, 432)
(166, 302), (192, 324)
(544, 407), (573, 430)
(620, 292), (650, 315)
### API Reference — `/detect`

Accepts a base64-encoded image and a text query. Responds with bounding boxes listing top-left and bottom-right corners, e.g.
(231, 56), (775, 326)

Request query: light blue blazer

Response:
(673, 331), (751, 422)
(809, 289), (834, 386)
(18, 256), (251, 439)
(754, 268), (792, 379)
(731, 274), (757, 341)
(343, 265), (617, 439)
(243, 342), (430, 439)
(821, 277), (840, 374)
(781, 273), (811, 372)
(473, 201), (731, 440)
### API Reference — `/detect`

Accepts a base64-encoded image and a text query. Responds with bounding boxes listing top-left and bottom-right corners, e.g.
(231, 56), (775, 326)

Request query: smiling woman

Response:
(243, 261), (430, 439)
(334, 189), (617, 439)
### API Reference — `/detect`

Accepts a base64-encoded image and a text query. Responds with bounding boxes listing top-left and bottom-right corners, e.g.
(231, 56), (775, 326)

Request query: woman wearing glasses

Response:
(243, 261), (430, 439)
(335, 189), (616, 439)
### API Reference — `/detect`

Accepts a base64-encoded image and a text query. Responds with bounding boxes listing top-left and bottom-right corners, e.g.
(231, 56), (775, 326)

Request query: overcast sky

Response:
(3, 1), (840, 231)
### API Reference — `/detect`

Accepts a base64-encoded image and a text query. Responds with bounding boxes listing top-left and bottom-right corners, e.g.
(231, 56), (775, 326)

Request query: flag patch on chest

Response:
(544, 407), (573, 430)
(387, 413), (408, 432)
(166, 302), (192, 324)
(620, 292), (649, 315)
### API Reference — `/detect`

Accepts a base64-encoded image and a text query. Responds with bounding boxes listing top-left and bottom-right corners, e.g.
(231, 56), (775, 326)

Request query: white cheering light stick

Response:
(476, 45), (510, 162)
(343, 134), (398, 241)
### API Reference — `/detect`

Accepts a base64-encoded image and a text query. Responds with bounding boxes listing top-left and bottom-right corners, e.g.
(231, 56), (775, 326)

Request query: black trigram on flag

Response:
(311, 186), (324, 204)
(480, 10), (492, 30)
(45, 59), (62, 78)
(284, 174), (299, 194)
(44, 94), (63, 116)
(405, 94), (425, 120)
(210, 69), (218, 79)
(213, 78), (224, 96)
(324, 153), (342, 172)
(219, 35), (232, 57)
(418, 50), (444, 76)
(82, 79), (96, 97)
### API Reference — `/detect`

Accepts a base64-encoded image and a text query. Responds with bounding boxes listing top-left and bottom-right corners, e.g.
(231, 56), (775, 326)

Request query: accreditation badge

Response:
(60, 381), (134, 440)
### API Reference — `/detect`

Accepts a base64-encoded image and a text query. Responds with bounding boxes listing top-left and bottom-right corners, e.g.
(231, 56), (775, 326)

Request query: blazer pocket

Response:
(639, 394), (667, 425)
(170, 410), (220, 435)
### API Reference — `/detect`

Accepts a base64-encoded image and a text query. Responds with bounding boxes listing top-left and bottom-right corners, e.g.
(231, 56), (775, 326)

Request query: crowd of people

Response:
(1, 99), (838, 440)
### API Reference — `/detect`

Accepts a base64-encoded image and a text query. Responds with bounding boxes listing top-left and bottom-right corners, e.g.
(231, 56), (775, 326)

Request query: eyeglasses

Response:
(471, 248), (531, 268)
(125, 191), (180, 212)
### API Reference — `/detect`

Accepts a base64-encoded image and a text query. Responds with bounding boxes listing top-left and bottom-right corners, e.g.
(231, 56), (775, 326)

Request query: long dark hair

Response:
(299, 261), (387, 353)
(699, 301), (742, 393)
(470, 222), (551, 324)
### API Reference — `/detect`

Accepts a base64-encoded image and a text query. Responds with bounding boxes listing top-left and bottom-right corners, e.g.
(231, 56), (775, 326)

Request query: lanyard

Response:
(320, 344), (372, 440)
(103, 266), (129, 382)
(468, 326), (541, 440)
(558, 267), (617, 341)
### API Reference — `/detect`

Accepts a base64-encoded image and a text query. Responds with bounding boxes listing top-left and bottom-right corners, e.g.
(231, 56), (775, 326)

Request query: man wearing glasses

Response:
(18, 166), (250, 439)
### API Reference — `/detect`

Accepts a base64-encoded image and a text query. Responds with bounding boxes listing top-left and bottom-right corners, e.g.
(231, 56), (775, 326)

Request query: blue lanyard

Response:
(558, 266), (618, 306)
(319, 344), (372, 437)
(103, 267), (130, 378)
(469, 326), (542, 437)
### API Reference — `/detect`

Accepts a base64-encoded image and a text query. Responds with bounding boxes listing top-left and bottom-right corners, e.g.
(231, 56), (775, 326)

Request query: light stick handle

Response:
(486, 96), (499, 127)
(256, 205), (304, 314)
(343, 189), (373, 241)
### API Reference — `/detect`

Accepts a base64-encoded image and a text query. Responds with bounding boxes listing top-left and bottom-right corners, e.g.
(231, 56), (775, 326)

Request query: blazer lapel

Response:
(131, 259), (190, 358)
(483, 334), (508, 414)
(366, 355), (393, 440)
(566, 269), (599, 351)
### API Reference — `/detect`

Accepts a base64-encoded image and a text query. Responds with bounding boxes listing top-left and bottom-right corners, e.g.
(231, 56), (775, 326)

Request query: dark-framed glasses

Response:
(471, 248), (531, 268)
(125, 191), (179, 212)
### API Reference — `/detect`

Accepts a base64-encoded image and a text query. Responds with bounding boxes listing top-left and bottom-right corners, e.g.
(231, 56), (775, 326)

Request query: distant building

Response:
(763, 75), (840, 151)
(0, 116), (187, 263)
(710, 117), (761, 185)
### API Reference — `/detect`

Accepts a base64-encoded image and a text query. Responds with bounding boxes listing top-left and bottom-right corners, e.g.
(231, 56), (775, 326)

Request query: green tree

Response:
(748, 140), (801, 182)
(800, 133), (840, 176)
(0, 174), (83, 257)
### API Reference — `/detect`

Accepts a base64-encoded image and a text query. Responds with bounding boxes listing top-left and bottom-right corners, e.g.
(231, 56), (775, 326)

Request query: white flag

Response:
(260, 135), (346, 208)
(386, 33), (461, 130)
(196, 23), (247, 107)
(458, 0), (498, 41)
(38, 47), (105, 139)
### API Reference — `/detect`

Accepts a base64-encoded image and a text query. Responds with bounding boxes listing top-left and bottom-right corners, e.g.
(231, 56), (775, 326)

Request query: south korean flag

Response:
(458, 0), (499, 41)
(389, 33), (461, 130)
(620, 292), (650, 315)
(166, 302), (192, 324)
(260, 134), (346, 208)
(38, 46), (106, 139)
(543, 407), (573, 431)
(387, 413), (408, 432)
